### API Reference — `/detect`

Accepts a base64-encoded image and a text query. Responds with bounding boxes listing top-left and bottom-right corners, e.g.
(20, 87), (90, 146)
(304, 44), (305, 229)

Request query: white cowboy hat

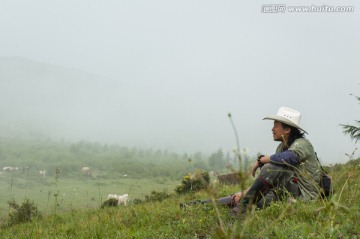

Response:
(263, 107), (307, 133)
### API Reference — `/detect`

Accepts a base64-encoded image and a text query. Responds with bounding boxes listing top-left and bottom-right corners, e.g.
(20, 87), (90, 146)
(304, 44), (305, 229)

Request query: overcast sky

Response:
(0, 1), (359, 165)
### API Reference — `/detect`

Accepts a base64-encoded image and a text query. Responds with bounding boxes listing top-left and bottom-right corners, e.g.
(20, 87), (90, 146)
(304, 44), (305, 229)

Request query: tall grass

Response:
(0, 157), (359, 238)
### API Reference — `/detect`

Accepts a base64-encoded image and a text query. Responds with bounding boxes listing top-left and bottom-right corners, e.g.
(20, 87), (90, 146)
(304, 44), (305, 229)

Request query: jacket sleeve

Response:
(270, 150), (300, 166)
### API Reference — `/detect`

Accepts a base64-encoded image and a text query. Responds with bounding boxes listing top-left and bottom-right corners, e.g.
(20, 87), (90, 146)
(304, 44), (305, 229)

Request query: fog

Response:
(0, 1), (359, 165)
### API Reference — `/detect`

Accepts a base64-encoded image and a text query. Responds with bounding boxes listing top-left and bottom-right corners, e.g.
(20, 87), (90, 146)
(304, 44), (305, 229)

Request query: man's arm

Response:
(269, 151), (299, 165)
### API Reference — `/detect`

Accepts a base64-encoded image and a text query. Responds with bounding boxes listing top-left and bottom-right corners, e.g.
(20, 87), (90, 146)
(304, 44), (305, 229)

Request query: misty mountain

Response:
(0, 56), (233, 154)
(0, 56), (127, 141)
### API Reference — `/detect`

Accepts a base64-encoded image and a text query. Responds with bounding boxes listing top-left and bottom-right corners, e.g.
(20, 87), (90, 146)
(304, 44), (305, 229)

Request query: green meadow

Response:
(0, 173), (179, 218)
(0, 137), (359, 238)
(0, 137), (207, 218)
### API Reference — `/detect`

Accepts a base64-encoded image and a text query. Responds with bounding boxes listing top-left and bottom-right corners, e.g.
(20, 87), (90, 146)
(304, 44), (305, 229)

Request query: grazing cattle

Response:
(209, 170), (219, 184)
(39, 170), (46, 177)
(117, 194), (129, 206)
(217, 172), (241, 185)
(107, 193), (129, 206)
(107, 194), (118, 200)
(81, 167), (91, 176)
(3, 166), (19, 173)
(209, 170), (220, 178)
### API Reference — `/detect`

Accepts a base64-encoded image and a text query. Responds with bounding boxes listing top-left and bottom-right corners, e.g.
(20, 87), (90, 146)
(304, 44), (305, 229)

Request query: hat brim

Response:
(263, 115), (307, 134)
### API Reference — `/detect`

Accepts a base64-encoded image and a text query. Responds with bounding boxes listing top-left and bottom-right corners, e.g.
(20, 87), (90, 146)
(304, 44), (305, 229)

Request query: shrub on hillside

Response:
(175, 170), (210, 194)
(145, 190), (171, 202)
(7, 198), (42, 226)
(341, 93), (360, 142)
(132, 198), (143, 204)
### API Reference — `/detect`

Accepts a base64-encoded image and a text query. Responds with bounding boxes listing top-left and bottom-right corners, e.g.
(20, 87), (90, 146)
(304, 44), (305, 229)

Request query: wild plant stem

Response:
(228, 113), (242, 166)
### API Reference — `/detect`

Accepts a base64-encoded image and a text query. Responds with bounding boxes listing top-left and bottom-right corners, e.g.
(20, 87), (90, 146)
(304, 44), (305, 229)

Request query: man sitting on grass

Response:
(232, 107), (322, 216)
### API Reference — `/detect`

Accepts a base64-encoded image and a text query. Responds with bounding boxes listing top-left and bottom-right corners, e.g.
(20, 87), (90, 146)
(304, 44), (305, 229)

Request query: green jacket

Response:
(276, 138), (321, 200)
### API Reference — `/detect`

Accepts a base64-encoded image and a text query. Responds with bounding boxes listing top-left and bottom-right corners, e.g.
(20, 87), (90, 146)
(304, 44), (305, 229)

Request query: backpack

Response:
(320, 172), (333, 198)
(316, 153), (334, 198)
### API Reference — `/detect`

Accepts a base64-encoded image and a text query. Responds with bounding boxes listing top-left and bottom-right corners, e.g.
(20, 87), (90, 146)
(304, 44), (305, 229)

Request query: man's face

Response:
(272, 121), (290, 142)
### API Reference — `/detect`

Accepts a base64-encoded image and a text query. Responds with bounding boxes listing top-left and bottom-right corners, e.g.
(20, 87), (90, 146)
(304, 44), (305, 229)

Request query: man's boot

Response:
(232, 176), (272, 216)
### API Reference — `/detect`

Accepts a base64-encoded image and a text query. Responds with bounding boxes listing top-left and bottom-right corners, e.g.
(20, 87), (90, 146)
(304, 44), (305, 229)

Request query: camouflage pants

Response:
(256, 163), (300, 208)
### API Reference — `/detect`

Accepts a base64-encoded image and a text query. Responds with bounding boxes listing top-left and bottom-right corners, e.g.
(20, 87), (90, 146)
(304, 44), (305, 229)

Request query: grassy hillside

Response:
(0, 151), (359, 238)
(0, 137), (220, 218)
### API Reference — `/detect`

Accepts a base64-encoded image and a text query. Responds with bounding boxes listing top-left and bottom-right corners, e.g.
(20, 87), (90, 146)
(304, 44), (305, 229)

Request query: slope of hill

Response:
(0, 157), (359, 238)
(0, 56), (126, 141)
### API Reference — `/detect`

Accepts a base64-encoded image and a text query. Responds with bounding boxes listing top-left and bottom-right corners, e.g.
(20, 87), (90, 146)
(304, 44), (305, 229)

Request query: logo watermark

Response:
(261, 4), (355, 13)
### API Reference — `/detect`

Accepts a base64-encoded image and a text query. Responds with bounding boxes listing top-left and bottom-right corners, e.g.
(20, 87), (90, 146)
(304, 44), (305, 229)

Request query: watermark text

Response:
(261, 4), (355, 13)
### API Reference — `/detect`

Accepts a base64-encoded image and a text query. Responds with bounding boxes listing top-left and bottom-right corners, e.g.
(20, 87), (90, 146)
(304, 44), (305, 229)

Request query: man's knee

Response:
(258, 164), (282, 182)
(259, 164), (293, 184)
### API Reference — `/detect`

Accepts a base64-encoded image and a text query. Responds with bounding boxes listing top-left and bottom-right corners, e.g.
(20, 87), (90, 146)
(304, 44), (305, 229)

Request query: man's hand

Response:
(232, 189), (249, 203)
(251, 154), (265, 177)
(232, 191), (244, 203)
